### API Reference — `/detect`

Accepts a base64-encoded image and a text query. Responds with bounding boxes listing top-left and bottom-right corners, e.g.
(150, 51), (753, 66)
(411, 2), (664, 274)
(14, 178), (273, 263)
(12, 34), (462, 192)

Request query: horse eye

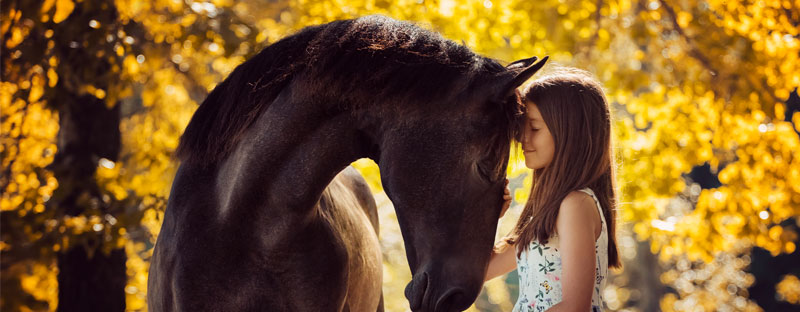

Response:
(476, 158), (498, 182)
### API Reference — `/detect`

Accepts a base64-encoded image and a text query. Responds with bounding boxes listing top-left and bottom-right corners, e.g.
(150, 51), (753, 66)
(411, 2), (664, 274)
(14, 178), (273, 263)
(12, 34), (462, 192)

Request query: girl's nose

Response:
(521, 128), (532, 148)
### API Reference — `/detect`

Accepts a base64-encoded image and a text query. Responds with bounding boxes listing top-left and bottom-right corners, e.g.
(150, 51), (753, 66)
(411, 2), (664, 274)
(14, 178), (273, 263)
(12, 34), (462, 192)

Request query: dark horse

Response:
(148, 15), (546, 311)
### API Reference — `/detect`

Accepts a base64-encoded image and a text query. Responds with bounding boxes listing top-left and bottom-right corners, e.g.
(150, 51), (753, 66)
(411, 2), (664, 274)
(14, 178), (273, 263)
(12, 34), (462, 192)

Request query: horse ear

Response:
(506, 56), (539, 70)
(497, 56), (549, 98)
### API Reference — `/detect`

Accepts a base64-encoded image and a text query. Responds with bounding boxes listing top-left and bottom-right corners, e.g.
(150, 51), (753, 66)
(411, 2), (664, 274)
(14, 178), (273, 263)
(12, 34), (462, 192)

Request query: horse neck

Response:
(214, 92), (368, 223)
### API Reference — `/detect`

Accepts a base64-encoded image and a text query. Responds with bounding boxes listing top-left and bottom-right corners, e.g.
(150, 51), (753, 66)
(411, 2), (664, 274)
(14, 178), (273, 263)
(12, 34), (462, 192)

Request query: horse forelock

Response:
(176, 15), (507, 167)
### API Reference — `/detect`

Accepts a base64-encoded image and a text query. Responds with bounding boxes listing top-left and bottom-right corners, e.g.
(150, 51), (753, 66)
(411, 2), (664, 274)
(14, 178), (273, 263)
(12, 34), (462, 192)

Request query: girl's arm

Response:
(546, 191), (601, 312)
(485, 179), (515, 282)
(484, 243), (517, 281)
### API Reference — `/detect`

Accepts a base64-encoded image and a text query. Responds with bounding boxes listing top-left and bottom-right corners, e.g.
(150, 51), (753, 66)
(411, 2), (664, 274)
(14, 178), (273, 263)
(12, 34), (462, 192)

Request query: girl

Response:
(488, 67), (621, 312)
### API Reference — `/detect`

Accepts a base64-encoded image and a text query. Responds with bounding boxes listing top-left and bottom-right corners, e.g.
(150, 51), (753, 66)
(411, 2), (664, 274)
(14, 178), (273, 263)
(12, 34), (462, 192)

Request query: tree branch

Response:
(659, 0), (785, 104)
(658, 0), (716, 76)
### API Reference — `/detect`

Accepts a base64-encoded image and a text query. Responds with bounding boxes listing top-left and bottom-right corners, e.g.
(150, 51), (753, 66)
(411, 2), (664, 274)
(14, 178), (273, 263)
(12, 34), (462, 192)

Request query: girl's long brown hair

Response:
(505, 67), (621, 268)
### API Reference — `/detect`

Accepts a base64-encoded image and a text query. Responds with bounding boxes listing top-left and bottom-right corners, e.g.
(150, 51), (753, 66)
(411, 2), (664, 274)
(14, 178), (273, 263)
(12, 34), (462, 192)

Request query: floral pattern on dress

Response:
(512, 188), (609, 312)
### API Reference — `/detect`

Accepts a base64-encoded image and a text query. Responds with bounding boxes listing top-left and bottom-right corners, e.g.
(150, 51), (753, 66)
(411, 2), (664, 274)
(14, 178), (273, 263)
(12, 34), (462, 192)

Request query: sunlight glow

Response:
(99, 158), (115, 169)
(652, 219), (676, 232)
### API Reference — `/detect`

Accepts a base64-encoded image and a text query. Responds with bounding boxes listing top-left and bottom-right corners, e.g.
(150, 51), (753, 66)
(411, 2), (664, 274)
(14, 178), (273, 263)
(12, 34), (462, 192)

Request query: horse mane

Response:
(175, 15), (506, 167)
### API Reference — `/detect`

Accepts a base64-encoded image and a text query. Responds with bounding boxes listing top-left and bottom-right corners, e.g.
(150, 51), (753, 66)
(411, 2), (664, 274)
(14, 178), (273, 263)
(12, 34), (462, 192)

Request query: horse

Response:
(147, 15), (546, 312)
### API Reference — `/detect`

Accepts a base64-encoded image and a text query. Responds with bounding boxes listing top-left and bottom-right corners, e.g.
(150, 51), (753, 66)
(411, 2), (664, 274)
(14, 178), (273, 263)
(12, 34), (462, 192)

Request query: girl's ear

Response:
(495, 56), (549, 100)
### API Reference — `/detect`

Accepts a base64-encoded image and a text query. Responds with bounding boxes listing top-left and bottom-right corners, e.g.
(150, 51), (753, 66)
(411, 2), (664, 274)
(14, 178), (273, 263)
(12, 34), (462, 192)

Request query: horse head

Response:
(370, 56), (547, 311)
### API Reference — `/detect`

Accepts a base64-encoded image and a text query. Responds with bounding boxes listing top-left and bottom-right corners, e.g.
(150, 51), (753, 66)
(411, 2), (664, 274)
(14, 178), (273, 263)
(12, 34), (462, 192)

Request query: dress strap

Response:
(577, 188), (606, 228)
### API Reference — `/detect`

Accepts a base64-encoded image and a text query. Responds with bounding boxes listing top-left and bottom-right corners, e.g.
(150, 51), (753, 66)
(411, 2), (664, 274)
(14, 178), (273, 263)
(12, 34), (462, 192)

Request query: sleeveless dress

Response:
(512, 188), (608, 312)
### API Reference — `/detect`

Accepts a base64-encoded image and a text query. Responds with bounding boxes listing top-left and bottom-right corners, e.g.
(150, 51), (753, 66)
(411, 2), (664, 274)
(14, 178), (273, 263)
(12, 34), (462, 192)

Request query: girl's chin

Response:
(525, 161), (548, 170)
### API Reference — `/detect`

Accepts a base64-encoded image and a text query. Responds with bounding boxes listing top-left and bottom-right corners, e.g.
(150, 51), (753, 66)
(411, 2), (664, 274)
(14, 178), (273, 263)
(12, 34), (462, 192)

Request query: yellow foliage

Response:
(482, 278), (514, 311)
(124, 239), (152, 311)
(776, 274), (800, 304)
(53, 0), (75, 23)
(3, 0), (799, 311)
(41, 0), (57, 13)
(658, 250), (762, 312)
(351, 158), (383, 192)
(7, 27), (26, 49)
(19, 262), (59, 310)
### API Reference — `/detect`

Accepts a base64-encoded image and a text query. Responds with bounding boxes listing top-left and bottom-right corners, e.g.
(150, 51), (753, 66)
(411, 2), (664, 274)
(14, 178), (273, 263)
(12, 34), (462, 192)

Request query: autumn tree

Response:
(2, 0), (798, 311)
(2, 0), (261, 309)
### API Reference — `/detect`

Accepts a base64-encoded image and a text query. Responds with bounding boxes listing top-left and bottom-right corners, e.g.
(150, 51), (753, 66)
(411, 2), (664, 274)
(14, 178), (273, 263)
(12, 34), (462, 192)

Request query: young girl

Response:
(487, 67), (621, 312)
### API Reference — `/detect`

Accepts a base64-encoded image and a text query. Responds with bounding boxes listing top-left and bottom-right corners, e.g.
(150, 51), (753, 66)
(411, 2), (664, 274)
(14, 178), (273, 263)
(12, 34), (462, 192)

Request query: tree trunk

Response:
(50, 93), (125, 311)
(631, 239), (666, 311)
(57, 246), (127, 312)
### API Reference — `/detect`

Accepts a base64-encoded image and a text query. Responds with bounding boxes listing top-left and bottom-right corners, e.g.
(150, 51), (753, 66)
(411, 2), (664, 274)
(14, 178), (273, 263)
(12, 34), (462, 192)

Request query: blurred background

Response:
(2, 0), (799, 311)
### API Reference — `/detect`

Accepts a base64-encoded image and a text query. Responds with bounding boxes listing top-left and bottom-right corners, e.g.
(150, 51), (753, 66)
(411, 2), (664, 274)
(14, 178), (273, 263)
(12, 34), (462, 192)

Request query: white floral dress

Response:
(512, 188), (608, 312)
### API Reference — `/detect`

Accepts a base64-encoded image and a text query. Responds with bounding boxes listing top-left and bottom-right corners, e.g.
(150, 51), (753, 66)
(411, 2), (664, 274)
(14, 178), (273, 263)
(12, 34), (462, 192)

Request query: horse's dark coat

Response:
(149, 15), (546, 312)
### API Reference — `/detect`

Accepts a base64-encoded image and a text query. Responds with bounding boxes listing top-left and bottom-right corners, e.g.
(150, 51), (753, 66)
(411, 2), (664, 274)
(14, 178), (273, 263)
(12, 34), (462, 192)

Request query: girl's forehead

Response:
(525, 101), (543, 121)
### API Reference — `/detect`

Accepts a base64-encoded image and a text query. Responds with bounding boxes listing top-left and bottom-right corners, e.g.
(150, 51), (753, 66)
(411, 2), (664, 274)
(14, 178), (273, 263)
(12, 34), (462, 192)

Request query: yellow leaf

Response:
(41, 0), (57, 13)
(513, 188), (528, 203)
(677, 11), (692, 28)
(53, 0), (75, 24)
(776, 274), (800, 304)
(28, 83), (43, 103)
(786, 242), (796, 254)
(6, 27), (25, 49)
(47, 68), (58, 87)
(793, 112), (800, 132)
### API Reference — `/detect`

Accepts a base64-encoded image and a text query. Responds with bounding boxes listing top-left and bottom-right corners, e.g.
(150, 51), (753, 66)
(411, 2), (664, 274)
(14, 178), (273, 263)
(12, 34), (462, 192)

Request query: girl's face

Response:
(521, 102), (555, 170)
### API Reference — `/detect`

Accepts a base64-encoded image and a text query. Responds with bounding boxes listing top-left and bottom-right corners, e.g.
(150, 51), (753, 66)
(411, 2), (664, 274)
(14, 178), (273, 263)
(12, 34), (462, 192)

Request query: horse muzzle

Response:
(404, 270), (474, 312)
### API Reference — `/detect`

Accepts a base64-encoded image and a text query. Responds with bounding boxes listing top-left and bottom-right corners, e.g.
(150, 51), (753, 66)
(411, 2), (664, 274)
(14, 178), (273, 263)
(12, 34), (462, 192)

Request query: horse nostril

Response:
(435, 287), (467, 312)
(405, 272), (429, 311)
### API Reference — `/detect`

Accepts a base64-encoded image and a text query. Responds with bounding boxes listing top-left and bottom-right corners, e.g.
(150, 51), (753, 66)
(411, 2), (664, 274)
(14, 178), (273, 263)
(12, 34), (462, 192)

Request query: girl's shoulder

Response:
(560, 188), (598, 211)
(555, 188), (602, 234)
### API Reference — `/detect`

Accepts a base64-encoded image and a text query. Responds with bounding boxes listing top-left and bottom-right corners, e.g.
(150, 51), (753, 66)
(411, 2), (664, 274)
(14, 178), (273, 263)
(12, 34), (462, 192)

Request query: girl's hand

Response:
(500, 179), (511, 218)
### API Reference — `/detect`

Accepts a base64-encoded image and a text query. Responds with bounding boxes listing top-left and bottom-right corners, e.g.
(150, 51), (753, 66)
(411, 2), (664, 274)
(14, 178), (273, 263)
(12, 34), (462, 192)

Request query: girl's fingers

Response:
(502, 180), (511, 206)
